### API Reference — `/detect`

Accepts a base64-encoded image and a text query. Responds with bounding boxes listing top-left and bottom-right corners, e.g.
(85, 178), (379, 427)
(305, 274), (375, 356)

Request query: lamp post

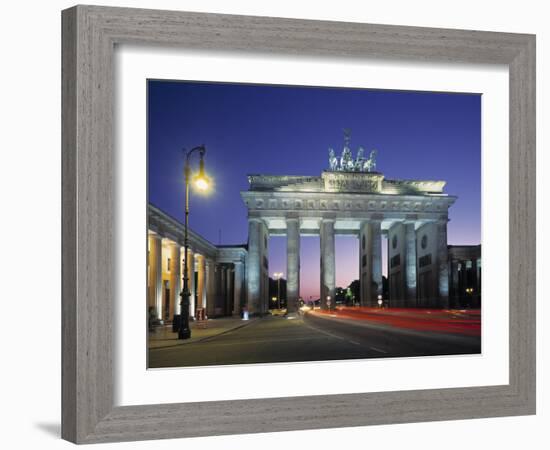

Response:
(273, 272), (283, 309)
(178, 145), (210, 340)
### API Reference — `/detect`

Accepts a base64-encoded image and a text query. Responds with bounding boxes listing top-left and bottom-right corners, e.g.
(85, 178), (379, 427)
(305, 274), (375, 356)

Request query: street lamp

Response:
(273, 272), (283, 309)
(178, 145), (210, 340)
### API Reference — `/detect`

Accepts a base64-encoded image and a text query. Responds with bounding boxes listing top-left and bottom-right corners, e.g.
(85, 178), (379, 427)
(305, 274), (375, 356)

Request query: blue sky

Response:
(148, 80), (481, 298)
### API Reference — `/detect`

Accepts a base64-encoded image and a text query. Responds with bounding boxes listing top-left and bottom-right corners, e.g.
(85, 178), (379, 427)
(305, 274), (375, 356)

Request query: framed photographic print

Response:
(145, 81), (483, 369)
(62, 5), (536, 444)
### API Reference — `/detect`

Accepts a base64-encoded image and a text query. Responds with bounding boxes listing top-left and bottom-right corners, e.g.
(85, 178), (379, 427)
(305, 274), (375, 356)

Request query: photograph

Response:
(146, 80), (482, 368)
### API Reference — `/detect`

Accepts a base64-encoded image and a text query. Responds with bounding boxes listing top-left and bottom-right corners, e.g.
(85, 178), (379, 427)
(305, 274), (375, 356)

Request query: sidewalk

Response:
(148, 316), (258, 349)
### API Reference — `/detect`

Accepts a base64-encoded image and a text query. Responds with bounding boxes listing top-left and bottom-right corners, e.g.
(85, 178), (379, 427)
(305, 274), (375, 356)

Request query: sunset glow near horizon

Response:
(148, 80), (481, 300)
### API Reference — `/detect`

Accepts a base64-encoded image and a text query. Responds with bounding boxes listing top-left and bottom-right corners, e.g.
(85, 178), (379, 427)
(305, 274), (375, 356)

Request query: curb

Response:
(149, 318), (259, 350)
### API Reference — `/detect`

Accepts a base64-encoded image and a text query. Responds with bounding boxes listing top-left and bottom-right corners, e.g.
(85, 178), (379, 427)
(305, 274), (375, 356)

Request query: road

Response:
(148, 311), (481, 368)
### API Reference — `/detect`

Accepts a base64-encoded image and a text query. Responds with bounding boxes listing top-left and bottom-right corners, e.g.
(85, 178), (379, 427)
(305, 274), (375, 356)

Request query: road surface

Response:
(148, 311), (481, 368)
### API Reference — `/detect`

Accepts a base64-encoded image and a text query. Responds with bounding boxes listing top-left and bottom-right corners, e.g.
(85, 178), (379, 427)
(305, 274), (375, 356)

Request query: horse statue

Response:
(341, 147), (353, 171)
(354, 147), (366, 171)
(363, 149), (377, 172)
(328, 148), (339, 171)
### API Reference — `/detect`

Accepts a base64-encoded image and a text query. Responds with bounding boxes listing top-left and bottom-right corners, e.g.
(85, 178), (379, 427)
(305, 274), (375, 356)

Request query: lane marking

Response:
(369, 346), (388, 354)
(304, 321), (361, 346)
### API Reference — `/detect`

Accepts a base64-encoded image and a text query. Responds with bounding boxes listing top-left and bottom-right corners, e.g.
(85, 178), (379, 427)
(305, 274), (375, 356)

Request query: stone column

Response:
(150, 234), (163, 320)
(246, 218), (261, 314)
(359, 221), (369, 307)
(196, 254), (206, 310)
(320, 218), (335, 310)
(185, 249), (195, 318)
(227, 266), (235, 315)
(233, 261), (244, 316)
(169, 243), (181, 317)
(471, 258), (478, 291)
(371, 220), (383, 299)
(360, 220), (383, 307)
(470, 258), (480, 308)
(476, 257), (481, 307)
(260, 221), (269, 315)
(221, 264), (229, 315)
(451, 259), (460, 308)
(437, 219), (450, 308)
(286, 217), (301, 313)
(147, 235), (155, 309)
(221, 265), (229, 315)
(405, 221), (417, 306)
(205, 260), (216, 318)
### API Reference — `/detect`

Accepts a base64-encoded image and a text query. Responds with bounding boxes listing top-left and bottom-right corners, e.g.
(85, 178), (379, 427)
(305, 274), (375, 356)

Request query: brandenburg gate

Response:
(241, 142), (456, 314)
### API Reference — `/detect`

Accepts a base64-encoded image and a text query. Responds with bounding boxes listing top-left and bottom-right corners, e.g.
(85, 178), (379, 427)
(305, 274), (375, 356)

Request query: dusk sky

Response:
(148, 80), (481, 300)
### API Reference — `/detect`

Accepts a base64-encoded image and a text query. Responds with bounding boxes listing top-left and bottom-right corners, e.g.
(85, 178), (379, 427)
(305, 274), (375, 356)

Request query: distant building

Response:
(448, 245), (481, 308)
(268, 277), (287, 309)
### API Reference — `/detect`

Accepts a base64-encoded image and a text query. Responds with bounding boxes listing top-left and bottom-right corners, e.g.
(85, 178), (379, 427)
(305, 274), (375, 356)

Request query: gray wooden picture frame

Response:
(61, 5), (536, 444)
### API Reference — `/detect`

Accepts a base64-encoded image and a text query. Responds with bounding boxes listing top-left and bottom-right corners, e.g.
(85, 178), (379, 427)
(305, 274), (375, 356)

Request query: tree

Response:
(335, 287), (346, 304)
(348, 279), (360, 305)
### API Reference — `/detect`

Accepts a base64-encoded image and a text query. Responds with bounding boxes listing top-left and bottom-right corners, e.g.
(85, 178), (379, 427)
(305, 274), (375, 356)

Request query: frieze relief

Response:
(249, 194), (451, 213)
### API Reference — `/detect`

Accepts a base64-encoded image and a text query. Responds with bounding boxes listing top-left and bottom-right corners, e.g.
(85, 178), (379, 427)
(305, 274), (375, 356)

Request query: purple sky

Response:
(148, 80), (481, 300)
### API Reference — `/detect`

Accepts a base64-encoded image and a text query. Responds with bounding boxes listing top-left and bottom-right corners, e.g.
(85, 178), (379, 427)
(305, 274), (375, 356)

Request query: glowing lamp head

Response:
(193, 156), (210, 192)
(194, 176), (209, 191)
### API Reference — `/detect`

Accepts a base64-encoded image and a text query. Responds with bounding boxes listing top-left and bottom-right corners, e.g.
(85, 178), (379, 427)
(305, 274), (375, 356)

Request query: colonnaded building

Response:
(147, 143), (481, 323)
(148, 204), (247, 324)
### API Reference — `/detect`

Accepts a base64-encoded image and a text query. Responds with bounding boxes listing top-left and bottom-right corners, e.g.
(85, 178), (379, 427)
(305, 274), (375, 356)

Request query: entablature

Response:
(241, 190), (455, 216)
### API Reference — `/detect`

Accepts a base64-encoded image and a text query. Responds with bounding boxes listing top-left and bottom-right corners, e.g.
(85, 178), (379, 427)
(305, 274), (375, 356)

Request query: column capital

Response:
(320, 215), (336, 224)
(248, 217), (264, 223)
(404, 213), (419, 224)
(248, 216), (269, 228)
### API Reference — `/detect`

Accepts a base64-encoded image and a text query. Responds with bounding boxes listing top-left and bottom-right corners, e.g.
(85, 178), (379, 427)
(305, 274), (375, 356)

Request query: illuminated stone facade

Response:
(147, 204), (247, 322)
(241, 170), (457, 311)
